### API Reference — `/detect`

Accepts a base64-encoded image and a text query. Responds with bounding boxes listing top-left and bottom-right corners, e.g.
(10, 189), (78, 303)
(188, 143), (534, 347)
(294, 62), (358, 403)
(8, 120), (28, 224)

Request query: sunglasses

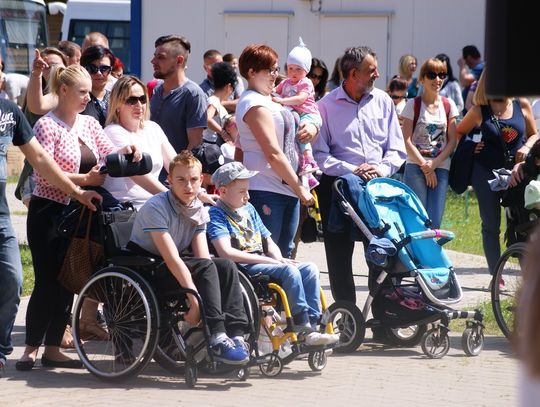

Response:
(125, 95), (147, 105)
(390, 94), (405, 100)
(425, 71), (447, 80)
(308, 73), (324, 80)
(85, 64), (112, 75)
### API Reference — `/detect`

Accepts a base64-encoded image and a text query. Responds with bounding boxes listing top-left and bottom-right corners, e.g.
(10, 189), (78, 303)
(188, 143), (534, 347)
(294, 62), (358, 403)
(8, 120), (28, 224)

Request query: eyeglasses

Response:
(266, 66), (280, 76)
(389, 94), (405, 100)
(85, 64), (112, 75)
(125, 95), (147, 105)
(308, 73), (324, 80)
(425, 71), (447, 80)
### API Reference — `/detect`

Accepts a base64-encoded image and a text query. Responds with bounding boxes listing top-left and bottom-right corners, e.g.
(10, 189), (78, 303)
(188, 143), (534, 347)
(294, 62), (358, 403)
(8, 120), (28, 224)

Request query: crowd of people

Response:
(0, 32), (539, 395)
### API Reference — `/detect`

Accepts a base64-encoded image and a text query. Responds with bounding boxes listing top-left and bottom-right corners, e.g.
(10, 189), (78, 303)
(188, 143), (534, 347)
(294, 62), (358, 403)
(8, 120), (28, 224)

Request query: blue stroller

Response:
(325, 176), (484, 358)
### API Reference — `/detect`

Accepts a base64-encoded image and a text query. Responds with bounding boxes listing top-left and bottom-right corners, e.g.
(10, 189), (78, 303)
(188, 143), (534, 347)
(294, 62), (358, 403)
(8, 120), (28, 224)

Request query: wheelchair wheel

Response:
(73, 266), (159, 381)
(153, 326), (186, 374)
(326, 301), (365, 354)
(308, 350), (327, 372)
(491, 243), (526, 339)
(385, 324), (427, 347)
(461, 327), (484, 357)
(420, 327), (450, 359)
(259, 354), (283, 377)
(238, 272), (261, 352)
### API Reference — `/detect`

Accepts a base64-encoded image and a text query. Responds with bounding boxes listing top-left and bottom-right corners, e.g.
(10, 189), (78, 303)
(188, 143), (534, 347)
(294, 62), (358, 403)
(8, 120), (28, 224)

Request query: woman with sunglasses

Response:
(236, 44), (317, 258)
(307, 58), (329, 101)
(102, 75), (175, 210)
(16, 65), (140, 371)
(401, 58), (460, 228)
(435, 53), (464, 115)
(456, 68), (537, 276)
(80, 45), (116, 127)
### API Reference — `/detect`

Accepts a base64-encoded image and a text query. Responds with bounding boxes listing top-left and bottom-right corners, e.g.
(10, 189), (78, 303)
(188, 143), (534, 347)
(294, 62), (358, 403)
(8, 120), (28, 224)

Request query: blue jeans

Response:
(470, 161), (501, 274)
(243, 261), (321, 326)
(404, 163), (449, 229)
(249, 190), (300, 258)
(0, 216), (23, 359)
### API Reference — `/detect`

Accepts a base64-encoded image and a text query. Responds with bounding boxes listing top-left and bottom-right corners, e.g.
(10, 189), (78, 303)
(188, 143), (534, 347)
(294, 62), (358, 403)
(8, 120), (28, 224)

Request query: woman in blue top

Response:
(457, 69), (538, 275)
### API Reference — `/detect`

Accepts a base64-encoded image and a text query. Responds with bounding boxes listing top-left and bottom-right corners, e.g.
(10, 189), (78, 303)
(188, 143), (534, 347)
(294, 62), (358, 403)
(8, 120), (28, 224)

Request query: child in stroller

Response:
(330, 174), (484, 358)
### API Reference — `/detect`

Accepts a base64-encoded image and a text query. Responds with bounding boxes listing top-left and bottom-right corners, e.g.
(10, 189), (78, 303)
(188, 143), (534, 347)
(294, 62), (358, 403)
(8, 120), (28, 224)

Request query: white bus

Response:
(0, 0), (48, 74)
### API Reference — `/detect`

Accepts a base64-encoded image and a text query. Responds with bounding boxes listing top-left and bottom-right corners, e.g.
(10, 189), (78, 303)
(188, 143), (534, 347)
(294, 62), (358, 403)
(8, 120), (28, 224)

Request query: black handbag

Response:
(448, 136), (476, 194)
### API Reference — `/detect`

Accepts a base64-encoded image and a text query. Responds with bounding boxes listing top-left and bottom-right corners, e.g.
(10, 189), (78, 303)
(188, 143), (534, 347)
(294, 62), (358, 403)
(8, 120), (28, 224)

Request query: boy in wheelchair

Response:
(207, 162), (339, 346)
(128, 151), (250, 365)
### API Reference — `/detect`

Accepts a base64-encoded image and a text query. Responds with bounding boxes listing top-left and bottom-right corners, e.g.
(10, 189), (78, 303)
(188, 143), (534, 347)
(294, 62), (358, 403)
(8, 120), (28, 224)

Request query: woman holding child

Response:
(236, 44), (319, 258)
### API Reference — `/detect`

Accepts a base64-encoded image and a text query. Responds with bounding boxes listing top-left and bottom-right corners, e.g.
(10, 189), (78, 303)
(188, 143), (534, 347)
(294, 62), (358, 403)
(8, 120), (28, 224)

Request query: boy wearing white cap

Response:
(207, 162), (339, 346)
(272, 38), (322, 188)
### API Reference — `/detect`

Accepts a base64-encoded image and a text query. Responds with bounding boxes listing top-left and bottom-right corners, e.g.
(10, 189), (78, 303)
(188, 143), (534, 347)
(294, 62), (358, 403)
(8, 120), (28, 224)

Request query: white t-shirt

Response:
(202, 95), (228, 142)
(401, 96), (459, 170)
(102, 121), (168, 209)
(236, 90), (297, 197)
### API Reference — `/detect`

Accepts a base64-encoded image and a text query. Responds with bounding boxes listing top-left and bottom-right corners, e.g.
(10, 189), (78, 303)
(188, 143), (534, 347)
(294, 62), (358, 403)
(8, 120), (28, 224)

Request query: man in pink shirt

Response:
(312, 46), (406, 316)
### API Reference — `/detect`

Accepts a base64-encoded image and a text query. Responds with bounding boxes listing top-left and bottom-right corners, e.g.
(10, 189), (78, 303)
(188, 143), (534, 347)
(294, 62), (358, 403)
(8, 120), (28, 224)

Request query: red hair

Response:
(238, 44), (278, 80)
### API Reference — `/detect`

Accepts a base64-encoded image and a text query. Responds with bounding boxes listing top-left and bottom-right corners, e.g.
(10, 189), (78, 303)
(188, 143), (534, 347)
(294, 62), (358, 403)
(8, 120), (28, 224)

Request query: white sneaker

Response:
(304, 332), (339, 346)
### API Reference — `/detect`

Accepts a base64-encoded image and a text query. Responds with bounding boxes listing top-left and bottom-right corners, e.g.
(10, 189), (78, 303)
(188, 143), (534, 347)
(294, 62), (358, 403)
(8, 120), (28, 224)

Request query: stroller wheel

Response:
(385, 324), (427, 347)
(259, 354), (283, 377)
(421, 327), (450, 359)
(308, 350), (327, 372)
(326, 301), (365, 354)
(461, 327), (484, 356)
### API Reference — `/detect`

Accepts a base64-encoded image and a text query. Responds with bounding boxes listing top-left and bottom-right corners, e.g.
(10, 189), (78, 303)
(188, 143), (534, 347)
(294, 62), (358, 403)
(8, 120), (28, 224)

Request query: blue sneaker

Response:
(233, 337), (250, 354)
(211, 337), (249, 365)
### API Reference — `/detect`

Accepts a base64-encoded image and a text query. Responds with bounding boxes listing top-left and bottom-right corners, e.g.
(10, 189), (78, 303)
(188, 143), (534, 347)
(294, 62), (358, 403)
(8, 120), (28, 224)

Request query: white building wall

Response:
(141, 0), (485, 88)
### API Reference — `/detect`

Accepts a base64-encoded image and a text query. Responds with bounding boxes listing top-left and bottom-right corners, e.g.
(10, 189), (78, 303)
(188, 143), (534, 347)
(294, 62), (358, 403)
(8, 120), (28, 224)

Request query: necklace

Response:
(491, 100), (511, 117)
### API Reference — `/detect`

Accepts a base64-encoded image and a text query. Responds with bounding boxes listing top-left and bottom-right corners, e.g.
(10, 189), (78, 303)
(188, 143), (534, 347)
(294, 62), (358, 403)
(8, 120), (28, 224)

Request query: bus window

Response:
(68, 20), (131, 74)
(0, 0), (48, 74)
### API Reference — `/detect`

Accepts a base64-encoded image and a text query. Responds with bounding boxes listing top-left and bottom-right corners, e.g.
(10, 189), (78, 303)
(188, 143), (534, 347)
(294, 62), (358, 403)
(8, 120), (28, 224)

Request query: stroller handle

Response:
(405, 229), (455, 246)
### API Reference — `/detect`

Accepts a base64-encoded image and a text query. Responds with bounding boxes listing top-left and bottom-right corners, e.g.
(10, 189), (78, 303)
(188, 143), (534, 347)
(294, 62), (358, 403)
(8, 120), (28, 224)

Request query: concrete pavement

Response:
(2, 184), (519, 406)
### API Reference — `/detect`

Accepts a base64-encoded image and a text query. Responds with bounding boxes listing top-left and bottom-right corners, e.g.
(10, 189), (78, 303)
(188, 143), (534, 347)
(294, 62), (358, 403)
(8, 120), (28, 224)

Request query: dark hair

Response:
(238, 44), (278, 80)
(211, 62), (238, 91)
(308, 58), (329, 101)
(223, 53), (236, 63)
(154, 35), (191, 65)
(81, 45), (116, 69)
(387, 75), (408, 92)
(329, 56), (342, 85)
(462, 45), (481, 60)
(340, 46), (376, 79)
(435, 53), (456, 88)
(58, 40), (81, 60)
(203, 49), (221, 60)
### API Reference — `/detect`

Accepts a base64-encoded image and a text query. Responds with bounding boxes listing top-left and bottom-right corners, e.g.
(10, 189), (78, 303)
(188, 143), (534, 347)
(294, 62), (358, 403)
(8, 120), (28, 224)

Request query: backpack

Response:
(412, 95), (451, 132)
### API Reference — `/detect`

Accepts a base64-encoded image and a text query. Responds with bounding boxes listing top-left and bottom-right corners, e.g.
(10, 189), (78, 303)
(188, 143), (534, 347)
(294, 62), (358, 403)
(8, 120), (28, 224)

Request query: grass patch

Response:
(20, 244), (34, 296)
(441, 189), (505, 256)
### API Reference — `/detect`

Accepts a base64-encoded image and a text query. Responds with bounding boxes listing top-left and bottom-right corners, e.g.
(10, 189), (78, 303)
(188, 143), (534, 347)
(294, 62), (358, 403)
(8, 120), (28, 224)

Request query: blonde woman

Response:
(456, 68), (537, 275)
(16, 65), (139, 371)
(103, 75), (176, 209)
(399, 54), (418, 98)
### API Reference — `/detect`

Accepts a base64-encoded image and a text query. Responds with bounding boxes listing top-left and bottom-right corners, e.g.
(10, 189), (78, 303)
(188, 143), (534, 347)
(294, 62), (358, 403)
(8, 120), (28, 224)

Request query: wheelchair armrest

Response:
(108, 255), (156, 267)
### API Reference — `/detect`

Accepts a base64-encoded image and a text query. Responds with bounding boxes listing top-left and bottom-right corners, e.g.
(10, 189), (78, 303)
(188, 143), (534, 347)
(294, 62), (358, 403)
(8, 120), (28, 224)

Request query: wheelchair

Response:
(70, 208), (260, 387)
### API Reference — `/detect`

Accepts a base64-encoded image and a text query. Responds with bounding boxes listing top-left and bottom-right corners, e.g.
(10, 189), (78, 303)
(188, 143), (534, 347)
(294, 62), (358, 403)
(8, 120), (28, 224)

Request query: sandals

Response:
(61, 326), (76, 349)
(79, 320), (109, 341)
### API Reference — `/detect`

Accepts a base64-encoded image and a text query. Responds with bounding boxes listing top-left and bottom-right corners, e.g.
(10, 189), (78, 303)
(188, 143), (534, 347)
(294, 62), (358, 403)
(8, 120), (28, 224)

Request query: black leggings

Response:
(153, 257), (248, 337)
(25, 197), (72, 347)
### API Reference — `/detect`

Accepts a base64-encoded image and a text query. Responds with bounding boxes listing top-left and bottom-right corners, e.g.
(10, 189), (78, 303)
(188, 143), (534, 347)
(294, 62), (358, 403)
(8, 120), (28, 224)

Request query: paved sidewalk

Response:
(3, 184), (519, 406)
